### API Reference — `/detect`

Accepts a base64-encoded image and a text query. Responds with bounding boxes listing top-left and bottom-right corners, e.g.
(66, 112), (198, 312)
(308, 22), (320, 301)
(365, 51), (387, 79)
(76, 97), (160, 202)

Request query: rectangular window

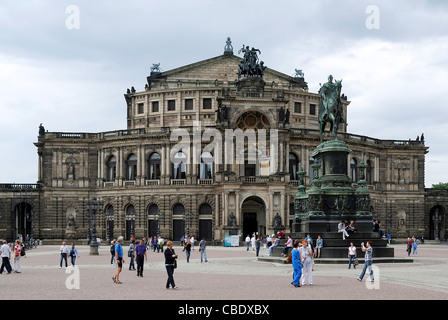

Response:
(137, 103), (144, 114)
(203, 98), (212, 109)
(168, 100), (176, 111)
(185, 99), (194, 110)
(151, 101), (159, 113)
(309, 104), (316, 115)
(294, 102), (302, 113)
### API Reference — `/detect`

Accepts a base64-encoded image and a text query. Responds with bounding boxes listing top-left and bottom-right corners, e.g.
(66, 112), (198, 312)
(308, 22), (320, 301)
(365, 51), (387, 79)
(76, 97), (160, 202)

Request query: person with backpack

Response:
(69, 243), (80, 266)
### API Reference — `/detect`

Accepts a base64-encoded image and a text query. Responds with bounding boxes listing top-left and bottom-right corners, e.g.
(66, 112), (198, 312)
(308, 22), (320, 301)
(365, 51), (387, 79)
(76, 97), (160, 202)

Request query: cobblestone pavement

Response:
(2, 243), (448, 301)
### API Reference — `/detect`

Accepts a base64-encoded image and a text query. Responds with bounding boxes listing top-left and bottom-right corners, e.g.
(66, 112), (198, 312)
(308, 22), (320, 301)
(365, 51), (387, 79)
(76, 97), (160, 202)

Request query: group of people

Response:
(406, 236), (420, 256)
(0, 239), (26, 274)
(290, 238), (315, 287)
(245, 233), (290, 257)
(281, 234), (323, 259)
(59, 241), (80, 268)
(337, 220), (358, 240)
(109, 235), (208, 288)
(180, 236), (207, 263)
(289, 238), (375, 287)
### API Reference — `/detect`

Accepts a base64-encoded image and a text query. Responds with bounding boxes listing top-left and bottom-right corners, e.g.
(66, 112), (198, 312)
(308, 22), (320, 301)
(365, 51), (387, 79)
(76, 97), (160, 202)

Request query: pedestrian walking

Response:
(128, 240), (136, 270)
(245, 234), (250, 251)
(357, 241), (374, 282)
(255, 237), (261, 257)
(13, 240), (23, 273)
(199, 238), (207, 262)
(300, 239), (313, 286)
(251, 234), (256, 251)
(180, 236), (185, 250)
(164, 241), (178, 289)
(184, 239), (192, 263)
(412, 239), (419, 256)
(158, 236), (165, 253)
(406, 238), (412, 257)
(290, 240), (302, 287)
(190, 236), (195, 250)
(110, 240), (116, 265)
(135, 239), (147, 277)
(69, 243), (80, 266)
(0, 240), (12, 274)
(151, 236), (157, 252)
(113, 236), (125, 284)
(59, 241), (69, 268)
(348, 242), (357, 269)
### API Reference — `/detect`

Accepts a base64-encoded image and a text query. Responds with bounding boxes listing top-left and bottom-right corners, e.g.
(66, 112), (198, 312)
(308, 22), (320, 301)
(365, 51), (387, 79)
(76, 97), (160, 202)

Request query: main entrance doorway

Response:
(241, 196), (266, 238)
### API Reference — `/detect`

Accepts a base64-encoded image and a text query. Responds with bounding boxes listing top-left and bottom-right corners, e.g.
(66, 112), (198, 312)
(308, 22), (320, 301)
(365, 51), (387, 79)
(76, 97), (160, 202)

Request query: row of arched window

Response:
(106, 152), (213, 181)
(106, 151), (373, 183)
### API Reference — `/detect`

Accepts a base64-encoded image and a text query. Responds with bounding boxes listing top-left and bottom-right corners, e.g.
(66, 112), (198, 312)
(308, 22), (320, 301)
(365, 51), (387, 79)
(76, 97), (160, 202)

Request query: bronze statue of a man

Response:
(318, 75), (344, 143)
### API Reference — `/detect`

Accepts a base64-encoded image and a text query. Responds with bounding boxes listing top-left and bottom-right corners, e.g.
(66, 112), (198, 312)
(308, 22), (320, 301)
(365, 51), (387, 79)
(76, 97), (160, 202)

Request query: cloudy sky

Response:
(1, 0), (447, 186)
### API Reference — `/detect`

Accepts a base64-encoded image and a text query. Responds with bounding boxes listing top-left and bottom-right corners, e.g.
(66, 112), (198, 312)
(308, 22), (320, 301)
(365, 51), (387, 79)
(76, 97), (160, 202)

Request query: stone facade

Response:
(0, 41), (446, 242)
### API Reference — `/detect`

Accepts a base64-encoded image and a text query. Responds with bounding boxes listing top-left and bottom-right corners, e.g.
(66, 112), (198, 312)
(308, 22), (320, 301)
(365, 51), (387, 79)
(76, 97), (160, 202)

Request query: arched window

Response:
(289, 153), (299, 180)
(148, 204), (159, 215)
(172, 152), (186, 179)
(199, 152), (213, 179)
(148, 153), (161, 180)
(350, 158), (358, 182)
(199, 203), (212, 215)
(173, 203), (185, 215)
(126, 154), (138, 180)
(107, 156), (116, 182)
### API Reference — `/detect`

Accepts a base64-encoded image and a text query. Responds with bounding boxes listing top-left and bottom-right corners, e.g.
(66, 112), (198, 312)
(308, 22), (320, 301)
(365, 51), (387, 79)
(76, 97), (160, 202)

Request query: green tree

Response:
(432, 182), (448, 190)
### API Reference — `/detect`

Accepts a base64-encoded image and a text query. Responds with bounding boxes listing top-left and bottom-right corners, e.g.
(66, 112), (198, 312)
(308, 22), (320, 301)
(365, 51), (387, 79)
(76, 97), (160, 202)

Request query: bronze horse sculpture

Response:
(318, 75), (344, 143)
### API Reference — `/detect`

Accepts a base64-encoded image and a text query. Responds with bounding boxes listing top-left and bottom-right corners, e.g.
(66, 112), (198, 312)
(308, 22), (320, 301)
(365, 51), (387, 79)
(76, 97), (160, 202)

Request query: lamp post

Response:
(184, 209), (191, 238)
(155, 208), (164, 238)
(86, 197), (103, 255)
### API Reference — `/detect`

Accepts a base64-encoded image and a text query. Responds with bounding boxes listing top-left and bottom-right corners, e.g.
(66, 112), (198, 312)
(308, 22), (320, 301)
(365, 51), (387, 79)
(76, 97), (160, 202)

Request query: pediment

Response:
(147, 54), (306, 87)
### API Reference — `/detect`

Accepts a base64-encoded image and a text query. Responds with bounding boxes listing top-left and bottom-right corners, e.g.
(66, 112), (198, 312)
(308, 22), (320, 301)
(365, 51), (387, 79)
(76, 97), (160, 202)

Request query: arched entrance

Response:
(13, 202), (33, 240)
(241, 196), (266, 238)
(429, 206), (446, 240)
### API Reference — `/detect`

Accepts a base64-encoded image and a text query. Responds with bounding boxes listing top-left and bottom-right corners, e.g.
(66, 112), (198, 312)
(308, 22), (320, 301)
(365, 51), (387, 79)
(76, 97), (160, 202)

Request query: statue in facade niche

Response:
(273, 213), (282, 228)
(318, 75), (344, 143)
(284, 109), (290, 124)
(228, 212), (237, 227)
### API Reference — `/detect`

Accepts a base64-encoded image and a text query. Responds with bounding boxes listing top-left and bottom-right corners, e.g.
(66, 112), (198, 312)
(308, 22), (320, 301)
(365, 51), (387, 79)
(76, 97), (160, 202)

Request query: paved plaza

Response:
(2, 242), (448, 302)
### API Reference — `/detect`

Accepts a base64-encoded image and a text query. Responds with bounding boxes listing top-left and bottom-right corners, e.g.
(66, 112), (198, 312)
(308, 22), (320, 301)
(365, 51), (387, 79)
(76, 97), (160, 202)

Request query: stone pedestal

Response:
(89, 242), (100, 255)
(292, 138), (394, 259)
